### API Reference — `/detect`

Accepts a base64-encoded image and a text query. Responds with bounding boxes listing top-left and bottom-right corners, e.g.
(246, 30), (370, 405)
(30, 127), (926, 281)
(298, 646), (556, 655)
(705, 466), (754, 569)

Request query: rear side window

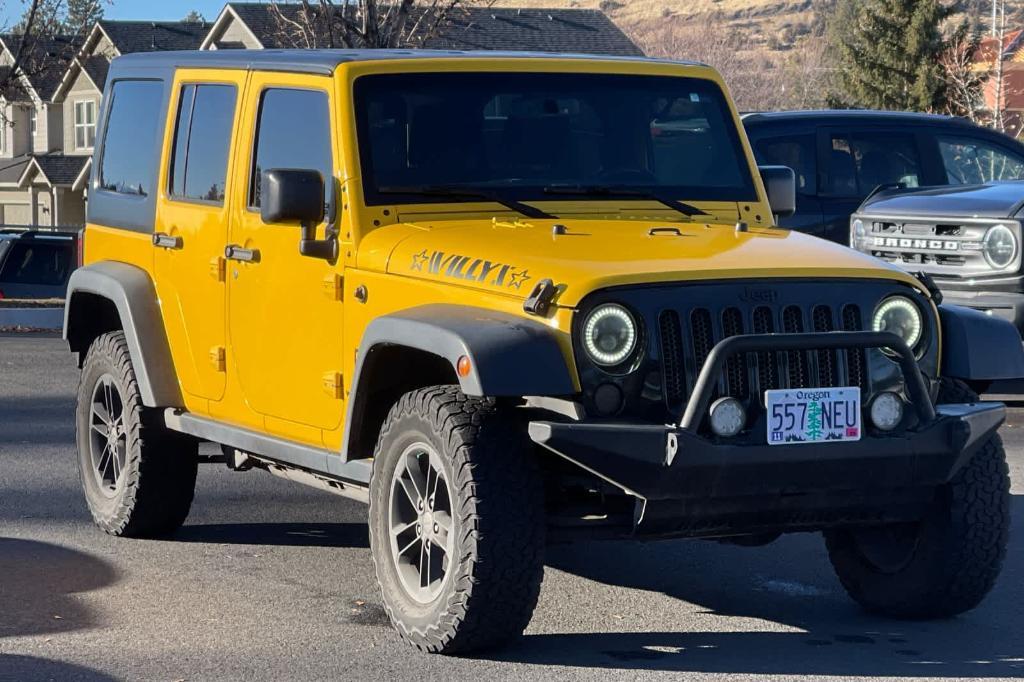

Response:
(169, 84), (237, 204)
(0, 241), (72, 286)
(754, 135), (817, 195)
(939, 136), (1024, 184)
(99, 80), (164, 196)
(825, 132), (922, 196)
(249, 88), (333, 208)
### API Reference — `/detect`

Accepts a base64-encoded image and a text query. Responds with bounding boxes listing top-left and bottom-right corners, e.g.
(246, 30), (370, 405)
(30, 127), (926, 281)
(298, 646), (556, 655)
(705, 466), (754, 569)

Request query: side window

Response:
(0, 242), (72, 286)
(939, 136), (1024, 184)
(249, 88), (333, 208)
(169, 83), (237, 204)
(99, 80), (164, 196)
(754, 135), (817, 195)
(825, 132), (921, 197)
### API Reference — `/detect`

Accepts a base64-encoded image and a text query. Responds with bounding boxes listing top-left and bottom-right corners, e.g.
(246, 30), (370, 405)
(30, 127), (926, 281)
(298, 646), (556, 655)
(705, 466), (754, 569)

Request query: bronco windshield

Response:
(353, 72), (758, 208)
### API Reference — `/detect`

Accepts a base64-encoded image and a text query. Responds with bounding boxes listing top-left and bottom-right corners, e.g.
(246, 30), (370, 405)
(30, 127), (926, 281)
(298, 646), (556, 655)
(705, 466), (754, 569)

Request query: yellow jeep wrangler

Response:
(65, 49), (1022, 653)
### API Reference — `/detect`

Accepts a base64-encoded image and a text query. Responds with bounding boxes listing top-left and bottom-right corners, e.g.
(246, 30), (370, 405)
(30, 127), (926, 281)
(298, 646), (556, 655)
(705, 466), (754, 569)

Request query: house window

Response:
(29, 107), (37, 136)
(74, 100), (96, 149)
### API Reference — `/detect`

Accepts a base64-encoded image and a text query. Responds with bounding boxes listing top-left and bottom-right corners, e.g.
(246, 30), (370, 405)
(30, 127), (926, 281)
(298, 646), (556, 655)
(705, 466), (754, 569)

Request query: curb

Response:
(0, 307), (63, 330)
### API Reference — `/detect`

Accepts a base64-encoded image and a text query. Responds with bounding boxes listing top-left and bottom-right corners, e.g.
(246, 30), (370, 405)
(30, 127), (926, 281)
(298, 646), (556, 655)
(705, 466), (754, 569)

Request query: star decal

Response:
(507, 269), (531, 290)
(410, 249), (429, 272)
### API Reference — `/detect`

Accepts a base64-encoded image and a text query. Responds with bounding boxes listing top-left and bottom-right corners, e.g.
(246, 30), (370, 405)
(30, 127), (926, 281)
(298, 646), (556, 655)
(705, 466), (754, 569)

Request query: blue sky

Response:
(2, 0), (230, 27)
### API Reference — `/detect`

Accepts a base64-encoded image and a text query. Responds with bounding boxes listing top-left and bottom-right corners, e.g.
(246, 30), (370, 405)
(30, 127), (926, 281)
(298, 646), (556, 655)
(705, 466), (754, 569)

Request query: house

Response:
(975, 29), (1024, 136)
(200, 3), (643, 56)
(0, 4), (640, 228)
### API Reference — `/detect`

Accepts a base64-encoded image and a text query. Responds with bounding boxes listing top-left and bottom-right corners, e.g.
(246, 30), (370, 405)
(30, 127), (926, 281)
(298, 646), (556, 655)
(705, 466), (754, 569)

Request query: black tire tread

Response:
(77, 331), (197, 538)
(369, 385), (545, 654)
(825, 378), (1010, 618)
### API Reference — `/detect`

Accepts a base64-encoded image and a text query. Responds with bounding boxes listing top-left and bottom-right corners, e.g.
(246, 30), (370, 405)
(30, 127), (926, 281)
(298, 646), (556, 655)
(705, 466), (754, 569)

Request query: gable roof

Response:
(976, 29), (1024, 63)
(80, 54), (109, 91)
(18, 154), (90, 188)
(96, 20), (209, 54)
(0, 33), (84, 101)
(206, 3), (642, 56)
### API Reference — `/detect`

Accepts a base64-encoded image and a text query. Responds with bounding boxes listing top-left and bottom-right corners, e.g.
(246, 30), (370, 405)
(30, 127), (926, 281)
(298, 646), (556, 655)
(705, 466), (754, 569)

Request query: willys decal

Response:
(410, 249), (533, 290)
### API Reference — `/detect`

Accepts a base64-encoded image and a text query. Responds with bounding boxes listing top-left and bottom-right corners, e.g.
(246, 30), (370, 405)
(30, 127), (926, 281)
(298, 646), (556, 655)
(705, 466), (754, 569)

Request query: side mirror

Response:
(260, 168), (337, 261)
(758, 165), (796, 221)
(260, 168), (325, 225)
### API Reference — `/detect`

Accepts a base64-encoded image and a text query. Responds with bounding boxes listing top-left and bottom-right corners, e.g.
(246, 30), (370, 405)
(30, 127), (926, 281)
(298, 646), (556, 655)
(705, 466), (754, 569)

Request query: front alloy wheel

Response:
(87, 374), (128, 497)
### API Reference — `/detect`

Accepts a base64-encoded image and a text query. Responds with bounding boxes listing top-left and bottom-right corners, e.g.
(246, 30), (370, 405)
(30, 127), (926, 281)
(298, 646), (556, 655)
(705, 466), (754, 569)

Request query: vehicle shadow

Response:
(0, 538), (119, 640)
(0, 655), (118, 681)
(172, 522), (369, 548)
(487, 495), (1024, 677)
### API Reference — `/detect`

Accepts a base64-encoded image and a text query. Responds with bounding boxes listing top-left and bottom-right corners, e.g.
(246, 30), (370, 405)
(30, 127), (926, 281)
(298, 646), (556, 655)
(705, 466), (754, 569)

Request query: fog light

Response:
(709, 397), (746, 437)
(870, 392), (904, 431)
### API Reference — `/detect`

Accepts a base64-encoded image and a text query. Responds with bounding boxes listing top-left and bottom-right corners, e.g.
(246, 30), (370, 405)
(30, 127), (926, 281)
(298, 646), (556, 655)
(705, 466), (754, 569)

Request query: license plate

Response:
(766, 387), (861, 445)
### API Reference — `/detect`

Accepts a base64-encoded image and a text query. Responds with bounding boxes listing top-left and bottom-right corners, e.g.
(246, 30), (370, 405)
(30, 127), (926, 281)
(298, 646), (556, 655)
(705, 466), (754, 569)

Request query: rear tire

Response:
(368, 386), (545, 654)
(75, 331), (198, 537)
(825, 379), (1010, 618)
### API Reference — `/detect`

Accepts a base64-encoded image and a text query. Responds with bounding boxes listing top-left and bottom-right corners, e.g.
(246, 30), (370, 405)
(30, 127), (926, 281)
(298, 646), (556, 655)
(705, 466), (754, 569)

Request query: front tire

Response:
(75, 331), (198, 537)
(825, 379), (1010, 618)
(368, 386), (545, 654)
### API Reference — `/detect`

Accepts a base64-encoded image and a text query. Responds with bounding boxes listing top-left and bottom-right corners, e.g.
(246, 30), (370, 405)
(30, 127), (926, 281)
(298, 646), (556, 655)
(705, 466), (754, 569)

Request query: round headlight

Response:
(583, 304), (638, 367)
(983, 224), (1017, 269)
(872, 296), (923, 351)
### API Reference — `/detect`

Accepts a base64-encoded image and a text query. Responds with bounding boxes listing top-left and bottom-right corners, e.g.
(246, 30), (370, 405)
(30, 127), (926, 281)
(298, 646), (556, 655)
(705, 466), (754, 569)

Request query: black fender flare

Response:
(63, 261), (182, 407)
(335, 304), (575, 467)
(939, 303), (1024, 381)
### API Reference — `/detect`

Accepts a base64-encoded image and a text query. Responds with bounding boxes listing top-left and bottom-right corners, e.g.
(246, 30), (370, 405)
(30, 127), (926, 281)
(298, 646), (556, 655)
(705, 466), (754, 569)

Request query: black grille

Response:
(658, 302), (870, 414)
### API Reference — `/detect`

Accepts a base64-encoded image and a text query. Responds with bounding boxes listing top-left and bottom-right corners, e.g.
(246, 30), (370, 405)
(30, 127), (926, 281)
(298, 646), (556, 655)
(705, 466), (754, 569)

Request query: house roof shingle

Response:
(81, 54), (109, 90)
(98, 20), (209, 54)
(1, 33), (84, 100)
(23, 154), (90, 187)
(222, 3), (642, 56)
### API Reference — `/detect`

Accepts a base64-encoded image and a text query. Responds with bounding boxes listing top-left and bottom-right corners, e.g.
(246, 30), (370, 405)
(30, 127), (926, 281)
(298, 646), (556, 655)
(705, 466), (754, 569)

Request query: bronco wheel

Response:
(368, 386), (545, 654)
(825, 379), (1010, 618)
(75, 331), (198, 537)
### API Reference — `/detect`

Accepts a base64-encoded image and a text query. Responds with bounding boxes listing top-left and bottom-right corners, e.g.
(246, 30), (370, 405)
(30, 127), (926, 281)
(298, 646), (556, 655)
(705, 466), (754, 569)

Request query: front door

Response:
(226, 73), (345, 440)
(153, 70), (246, 404)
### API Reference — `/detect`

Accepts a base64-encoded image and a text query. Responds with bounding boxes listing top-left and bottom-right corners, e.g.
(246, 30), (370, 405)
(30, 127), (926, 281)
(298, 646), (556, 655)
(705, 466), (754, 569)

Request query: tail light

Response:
(77, 229), (84, 267)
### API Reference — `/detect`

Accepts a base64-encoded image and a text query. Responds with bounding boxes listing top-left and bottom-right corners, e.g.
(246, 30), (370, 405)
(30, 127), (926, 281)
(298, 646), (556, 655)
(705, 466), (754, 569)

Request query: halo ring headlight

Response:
(872, 296), (923, 352)
(983, 223), (1018, 270)
(582, 304), (638, 367)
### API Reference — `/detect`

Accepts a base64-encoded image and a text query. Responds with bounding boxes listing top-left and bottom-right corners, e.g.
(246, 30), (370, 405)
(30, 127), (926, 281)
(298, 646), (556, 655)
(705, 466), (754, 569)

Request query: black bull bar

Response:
(529, 331), (1004, 505)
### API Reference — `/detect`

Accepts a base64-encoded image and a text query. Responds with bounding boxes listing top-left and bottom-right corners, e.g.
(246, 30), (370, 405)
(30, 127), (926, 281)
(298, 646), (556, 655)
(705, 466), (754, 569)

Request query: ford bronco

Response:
(65, 50), (1023, 654)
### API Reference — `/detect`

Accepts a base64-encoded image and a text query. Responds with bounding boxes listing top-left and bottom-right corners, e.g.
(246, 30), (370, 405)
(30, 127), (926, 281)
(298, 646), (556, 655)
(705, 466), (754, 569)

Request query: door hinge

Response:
(322, 371), (343, 399)
(209, 256), (226, 282)
(322, 273), (343, 301)
(209, 346), (226, 372)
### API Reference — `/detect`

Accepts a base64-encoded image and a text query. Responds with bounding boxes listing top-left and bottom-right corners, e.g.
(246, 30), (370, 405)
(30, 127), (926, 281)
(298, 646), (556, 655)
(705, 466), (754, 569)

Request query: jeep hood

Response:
(860, 181), (1024, 219)
(370, 218), (922, 307)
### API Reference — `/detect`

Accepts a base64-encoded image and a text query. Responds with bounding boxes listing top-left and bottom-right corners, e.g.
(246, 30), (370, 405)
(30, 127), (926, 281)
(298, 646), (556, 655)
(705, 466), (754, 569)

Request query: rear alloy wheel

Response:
(825, 379), (1010, 618)
(76, 331), (198, 537)
(369, 385), (545, 654)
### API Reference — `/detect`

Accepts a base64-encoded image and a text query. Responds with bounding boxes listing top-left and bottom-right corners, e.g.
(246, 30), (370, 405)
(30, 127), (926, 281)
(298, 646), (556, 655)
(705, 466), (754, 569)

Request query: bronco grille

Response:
(658, 302), (869, 413)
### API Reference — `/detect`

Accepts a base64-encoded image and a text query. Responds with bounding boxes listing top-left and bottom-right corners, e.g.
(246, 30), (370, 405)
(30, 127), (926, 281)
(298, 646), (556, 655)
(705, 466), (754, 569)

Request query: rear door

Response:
(817, 126), (931, 245)
(153, 70), (247, 404)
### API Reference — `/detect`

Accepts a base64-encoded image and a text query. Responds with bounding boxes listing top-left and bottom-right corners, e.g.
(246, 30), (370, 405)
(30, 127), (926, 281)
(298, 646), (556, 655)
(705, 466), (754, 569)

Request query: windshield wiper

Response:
(377, 185), (554, 219)
(542, 184), (709, 218)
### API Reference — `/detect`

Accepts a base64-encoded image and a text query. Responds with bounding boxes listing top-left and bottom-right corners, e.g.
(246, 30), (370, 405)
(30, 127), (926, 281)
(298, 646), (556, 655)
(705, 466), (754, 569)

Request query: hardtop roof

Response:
(107, 48), (705, 77)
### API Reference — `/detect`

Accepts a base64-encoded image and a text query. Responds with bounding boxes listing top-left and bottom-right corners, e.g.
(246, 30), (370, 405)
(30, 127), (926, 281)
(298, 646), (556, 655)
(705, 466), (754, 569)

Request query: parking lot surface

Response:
(2, 334), (1023, 682)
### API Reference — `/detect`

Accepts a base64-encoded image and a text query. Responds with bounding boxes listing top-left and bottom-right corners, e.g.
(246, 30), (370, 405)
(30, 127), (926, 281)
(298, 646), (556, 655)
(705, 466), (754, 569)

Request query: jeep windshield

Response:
(354, 72), (758, 210)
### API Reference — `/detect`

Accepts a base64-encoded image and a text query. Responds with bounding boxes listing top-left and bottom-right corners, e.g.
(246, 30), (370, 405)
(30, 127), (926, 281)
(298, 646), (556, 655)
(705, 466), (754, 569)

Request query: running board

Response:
(163, 409), (372, 488)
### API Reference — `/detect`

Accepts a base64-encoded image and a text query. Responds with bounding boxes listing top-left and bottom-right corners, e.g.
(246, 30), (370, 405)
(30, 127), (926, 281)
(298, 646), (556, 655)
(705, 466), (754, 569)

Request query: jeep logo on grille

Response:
(739, 287), (778, 303)
(874, 236), (960, 251)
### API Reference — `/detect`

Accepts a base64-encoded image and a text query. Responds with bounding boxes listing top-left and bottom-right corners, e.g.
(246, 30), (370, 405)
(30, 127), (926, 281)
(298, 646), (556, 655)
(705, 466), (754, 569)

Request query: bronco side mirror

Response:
(261, 168), (338, 261)
(758, 165), (796, 222)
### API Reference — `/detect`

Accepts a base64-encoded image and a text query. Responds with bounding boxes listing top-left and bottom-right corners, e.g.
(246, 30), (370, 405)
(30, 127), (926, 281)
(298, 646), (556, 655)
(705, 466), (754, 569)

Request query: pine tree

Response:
(64, 0), (104, 34)
(828, 0), (956, 112)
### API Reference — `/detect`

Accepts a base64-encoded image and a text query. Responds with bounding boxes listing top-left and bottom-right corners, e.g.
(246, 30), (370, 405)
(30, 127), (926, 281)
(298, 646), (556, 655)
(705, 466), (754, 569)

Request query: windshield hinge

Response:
(523, 278), (558, 317)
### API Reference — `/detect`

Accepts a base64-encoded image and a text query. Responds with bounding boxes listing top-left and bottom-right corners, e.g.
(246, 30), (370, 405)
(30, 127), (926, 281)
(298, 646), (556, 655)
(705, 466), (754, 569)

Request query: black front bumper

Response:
(530, 330), (1006, 537)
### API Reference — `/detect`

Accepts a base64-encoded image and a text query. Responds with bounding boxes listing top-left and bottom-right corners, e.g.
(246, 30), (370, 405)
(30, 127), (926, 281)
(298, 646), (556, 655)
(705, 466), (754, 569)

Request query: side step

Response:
(163, 409), (372, 501)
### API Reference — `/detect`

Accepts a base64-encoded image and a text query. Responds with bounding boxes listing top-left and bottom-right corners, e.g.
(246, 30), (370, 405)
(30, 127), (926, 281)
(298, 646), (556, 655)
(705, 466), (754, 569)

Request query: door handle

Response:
(225, 244), (260, 263)
(152, 232), (183, 249)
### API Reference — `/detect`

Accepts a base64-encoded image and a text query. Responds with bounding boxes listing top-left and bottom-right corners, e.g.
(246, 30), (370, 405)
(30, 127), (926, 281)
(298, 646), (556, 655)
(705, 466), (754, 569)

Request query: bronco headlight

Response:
(983, 223), (1017, 269)
(872, 296), (923, 352)
(583, 304), (638, 367)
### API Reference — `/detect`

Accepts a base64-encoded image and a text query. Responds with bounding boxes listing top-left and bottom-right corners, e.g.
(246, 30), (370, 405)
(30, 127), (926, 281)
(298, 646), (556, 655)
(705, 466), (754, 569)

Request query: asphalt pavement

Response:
(2, 334), (1024, 682)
